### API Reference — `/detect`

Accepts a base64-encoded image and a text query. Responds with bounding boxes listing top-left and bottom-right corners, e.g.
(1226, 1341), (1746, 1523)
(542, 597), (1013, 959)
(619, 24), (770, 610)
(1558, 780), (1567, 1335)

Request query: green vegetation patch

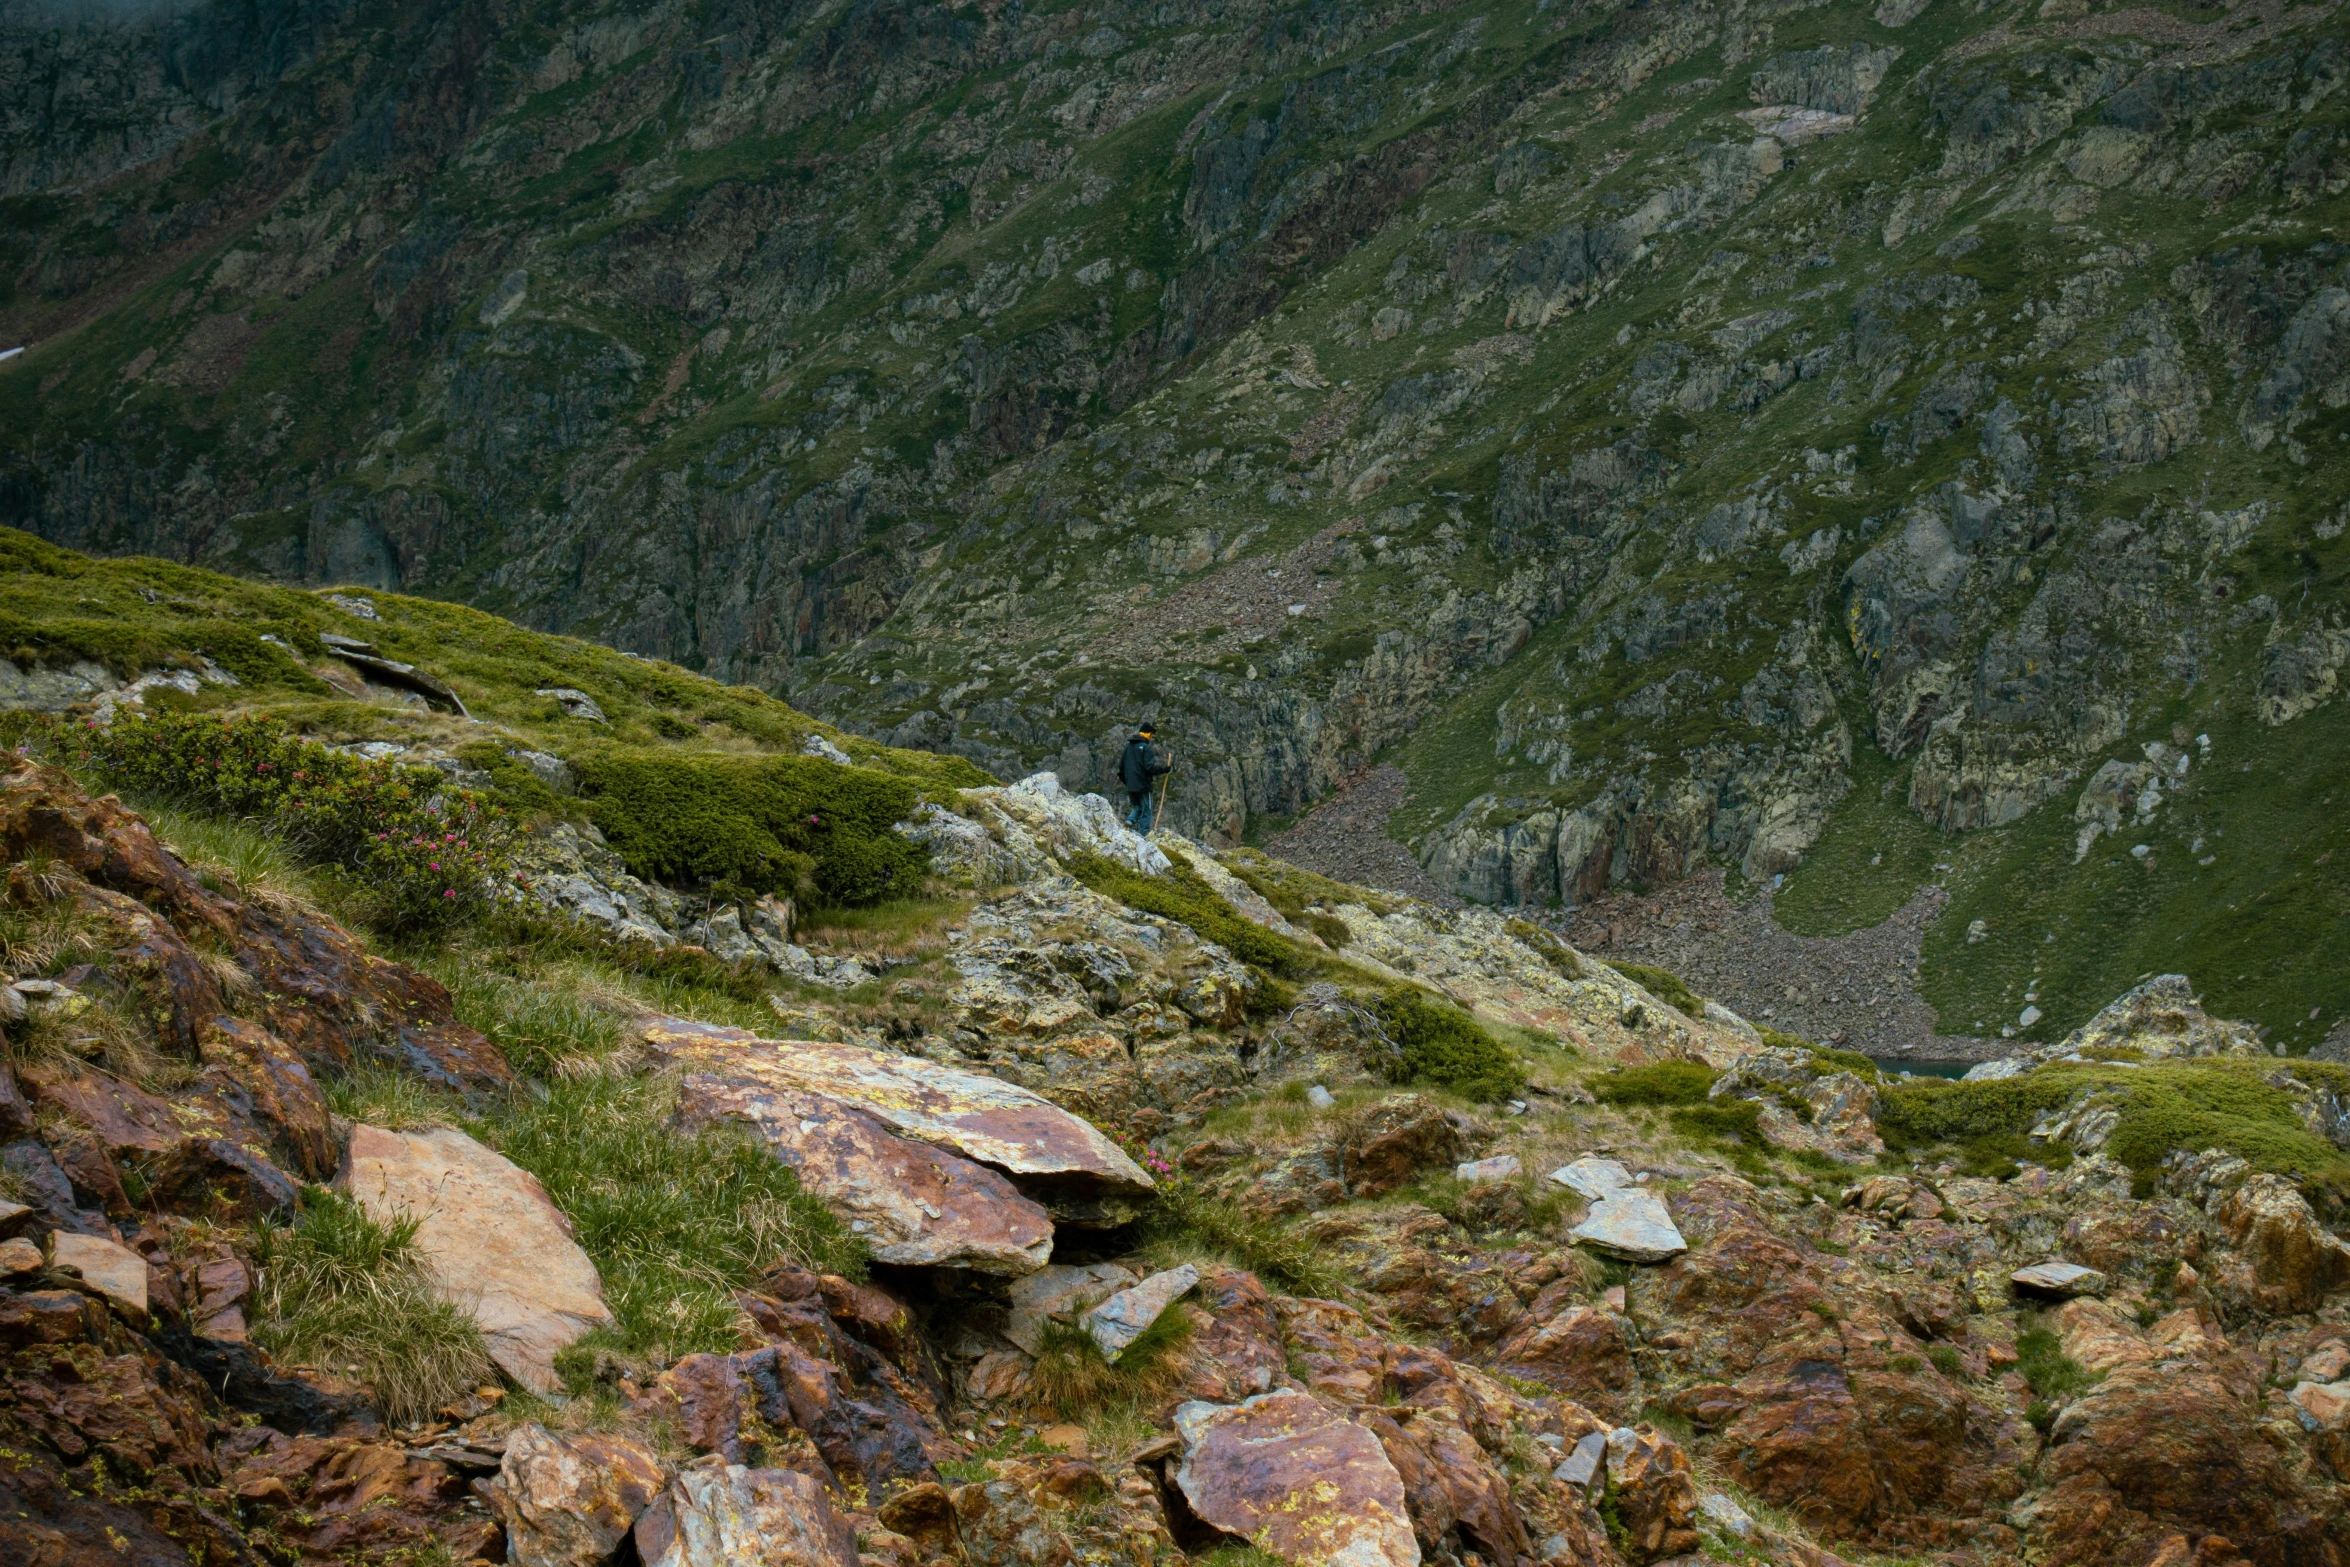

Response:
(574, 749), (926, 907)
(1877, 1059), (2350, 1199)
(1607, 962), (1706, 1018)
(1064, 846), (1308, 977)
(72, 711), (510, 932)
(1369, 987), (1526, 1102)
(1591, 1061), (1719, 1106)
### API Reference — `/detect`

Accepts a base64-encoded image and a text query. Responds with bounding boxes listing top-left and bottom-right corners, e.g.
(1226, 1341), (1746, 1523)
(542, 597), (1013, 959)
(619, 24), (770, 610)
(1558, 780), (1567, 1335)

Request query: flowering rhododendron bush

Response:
(76, 711), (512, 931)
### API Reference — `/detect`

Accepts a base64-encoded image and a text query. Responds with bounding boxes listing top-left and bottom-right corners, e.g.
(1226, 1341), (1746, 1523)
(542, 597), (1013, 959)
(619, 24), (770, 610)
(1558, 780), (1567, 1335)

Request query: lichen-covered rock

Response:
(2213, 1173), (2350, 1313)
(1604, 1425), (1700, 1563)
(1172, 1388), (1421, 1567)
(489, 1422), (669, 1567)
(634, 1459), (862, 1567)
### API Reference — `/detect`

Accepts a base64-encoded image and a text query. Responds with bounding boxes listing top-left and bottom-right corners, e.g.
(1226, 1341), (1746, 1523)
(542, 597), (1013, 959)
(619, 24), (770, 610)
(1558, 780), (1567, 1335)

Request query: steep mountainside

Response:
(1, 0), (2345, 1050)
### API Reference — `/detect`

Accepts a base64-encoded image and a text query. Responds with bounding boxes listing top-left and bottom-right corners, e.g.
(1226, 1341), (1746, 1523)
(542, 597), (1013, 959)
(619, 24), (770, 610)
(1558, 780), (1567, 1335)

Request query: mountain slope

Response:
(1, 0), (2345, 1050)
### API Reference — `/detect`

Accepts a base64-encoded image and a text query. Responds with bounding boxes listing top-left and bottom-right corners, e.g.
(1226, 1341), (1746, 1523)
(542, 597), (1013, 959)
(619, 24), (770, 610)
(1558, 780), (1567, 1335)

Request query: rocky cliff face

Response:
(1, 0), (2345, 1048)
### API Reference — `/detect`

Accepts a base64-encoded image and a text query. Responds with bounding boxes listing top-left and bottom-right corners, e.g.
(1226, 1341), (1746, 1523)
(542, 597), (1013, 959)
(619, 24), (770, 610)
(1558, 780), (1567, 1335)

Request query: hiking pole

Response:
(1150, 760), (1172, 839)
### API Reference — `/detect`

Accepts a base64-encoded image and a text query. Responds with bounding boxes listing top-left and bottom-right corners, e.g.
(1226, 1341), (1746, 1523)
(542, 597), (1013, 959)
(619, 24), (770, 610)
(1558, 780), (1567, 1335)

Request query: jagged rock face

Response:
(4, 0), (2345, 1035)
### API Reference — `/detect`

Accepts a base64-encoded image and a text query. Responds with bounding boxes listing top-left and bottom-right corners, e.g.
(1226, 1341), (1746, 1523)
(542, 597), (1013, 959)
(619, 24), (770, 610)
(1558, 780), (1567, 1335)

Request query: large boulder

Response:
(1171, 1388), (1420, 1567)
(669, 1046), (1055, 1275)
(2214, 1173), (2350, 1313)
(642, 1018), (1153, 1217)
(341, 1124), (613, 1392)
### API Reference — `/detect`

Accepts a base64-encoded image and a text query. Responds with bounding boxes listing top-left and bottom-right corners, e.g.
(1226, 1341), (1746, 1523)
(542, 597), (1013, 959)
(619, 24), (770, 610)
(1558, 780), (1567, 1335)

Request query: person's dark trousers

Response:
(1126, 790), (1155, 831)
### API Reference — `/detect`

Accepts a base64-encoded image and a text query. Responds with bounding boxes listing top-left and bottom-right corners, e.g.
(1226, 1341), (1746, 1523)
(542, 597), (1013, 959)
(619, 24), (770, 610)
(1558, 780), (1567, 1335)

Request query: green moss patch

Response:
(1591, 1061), (1718, 1106)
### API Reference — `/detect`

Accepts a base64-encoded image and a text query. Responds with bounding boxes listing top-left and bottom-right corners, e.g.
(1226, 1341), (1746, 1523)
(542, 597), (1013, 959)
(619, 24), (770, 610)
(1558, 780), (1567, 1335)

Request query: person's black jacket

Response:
(1119, 736), (1169, 792)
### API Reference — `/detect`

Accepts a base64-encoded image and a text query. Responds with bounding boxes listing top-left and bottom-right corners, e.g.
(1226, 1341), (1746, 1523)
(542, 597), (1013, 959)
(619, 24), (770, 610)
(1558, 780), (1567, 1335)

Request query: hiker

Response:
(1119, 724), (1171, 832)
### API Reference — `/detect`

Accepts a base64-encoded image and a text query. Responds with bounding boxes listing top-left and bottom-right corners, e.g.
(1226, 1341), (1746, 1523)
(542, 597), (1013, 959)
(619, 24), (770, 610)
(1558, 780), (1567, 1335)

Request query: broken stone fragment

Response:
(2011, 1261), (2108, 1298)
(1083, 1263), (1199, 1361)
(342, 1124), (614, 1392)
(1172, 1388), (1420, 1567)
(0, 1235), (42, 1276)
(1553, 1429), (1606, 1487)
(49, 1230), (147, 1319)
(1005, 1262), (1137, 1354)
(1604, 1425), (1699, 1561)
(2290, 1380), (2350, 1432)
(1455, 1153), (1521, 1183)
(1570, 1187), (1688, 1264)
(1547, 1156), (1634, 1201)
(634, 1458), (861, 1567)
(491, 1422), (669, 1567)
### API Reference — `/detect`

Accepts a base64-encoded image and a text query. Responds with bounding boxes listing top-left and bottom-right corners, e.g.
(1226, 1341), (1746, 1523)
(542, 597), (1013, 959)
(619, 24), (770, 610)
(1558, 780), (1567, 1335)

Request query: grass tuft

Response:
(1027, 1306), (1194, 1419)
(481, 1074), (865, 1368)
(1140, 1180), (1342, 1298)
(251, 1188), (494, 1426)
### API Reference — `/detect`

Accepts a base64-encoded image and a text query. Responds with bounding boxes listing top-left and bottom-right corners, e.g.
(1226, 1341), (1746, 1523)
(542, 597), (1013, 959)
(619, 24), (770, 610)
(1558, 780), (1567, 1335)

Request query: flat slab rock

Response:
(641, 1017), (1153, 1194)
(673, 1059), (1053, 1275)
(50, 1231), (148, 1318)
(1569, 1186), (1687, 1264)
(1547, 1156), (1634, 1202)
(1456, 1154), (1521, 1183)
(2011, 1261), (2108, 1297)
(1173, 1388), (1420, 1567)
(343, 1124), (613, 1392)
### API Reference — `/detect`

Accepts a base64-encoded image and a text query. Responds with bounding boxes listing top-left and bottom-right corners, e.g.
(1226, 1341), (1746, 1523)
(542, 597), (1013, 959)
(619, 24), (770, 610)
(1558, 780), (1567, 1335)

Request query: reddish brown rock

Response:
(0, 759), (513, 1099)
(1493, 1304), (1635, 1419)
(2214, 1174), (2350, 1314)
(1357, 1405), (1531, 1565)
(671, 1054), (1055, 1275)
(1605, 1425), (1699, 1563)
(641, 1017), (1152, 1199)
(1177, 1265), (1293, 1404)
(1172, 1388), (1420, 1567)
(227, 1431), (501, 1560)
(490, 1421), (669, 1567)
(635, 1458), (862, 1567)
(1342, 1098), (1471, 1199)
(2027, 1358), (2327, 1567)
(949, 1456), (1181, 1567)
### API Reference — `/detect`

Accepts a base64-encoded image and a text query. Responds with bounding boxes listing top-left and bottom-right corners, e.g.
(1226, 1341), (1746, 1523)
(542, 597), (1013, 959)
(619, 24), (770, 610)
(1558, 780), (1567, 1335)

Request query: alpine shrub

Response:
(1370, 987), (1526, 1102)
(572, 751), (925, 907)
(74, 712), (509, 931)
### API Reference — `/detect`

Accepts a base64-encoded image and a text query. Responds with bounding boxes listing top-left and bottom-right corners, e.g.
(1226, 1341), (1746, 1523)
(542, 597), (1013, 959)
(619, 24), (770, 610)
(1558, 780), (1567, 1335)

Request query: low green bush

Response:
(1591, 1061), (1719, 1106)
(1370, 987), (1525, 1101)
(573, 750), (924, 907)
(1671, 1097), (1764, 1146)
(73, 711), (510, 932)
(251, 1188), (493, 1424)
(2016, 1324), (2096, 1402)
(1607, 961), (1705, 1018)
